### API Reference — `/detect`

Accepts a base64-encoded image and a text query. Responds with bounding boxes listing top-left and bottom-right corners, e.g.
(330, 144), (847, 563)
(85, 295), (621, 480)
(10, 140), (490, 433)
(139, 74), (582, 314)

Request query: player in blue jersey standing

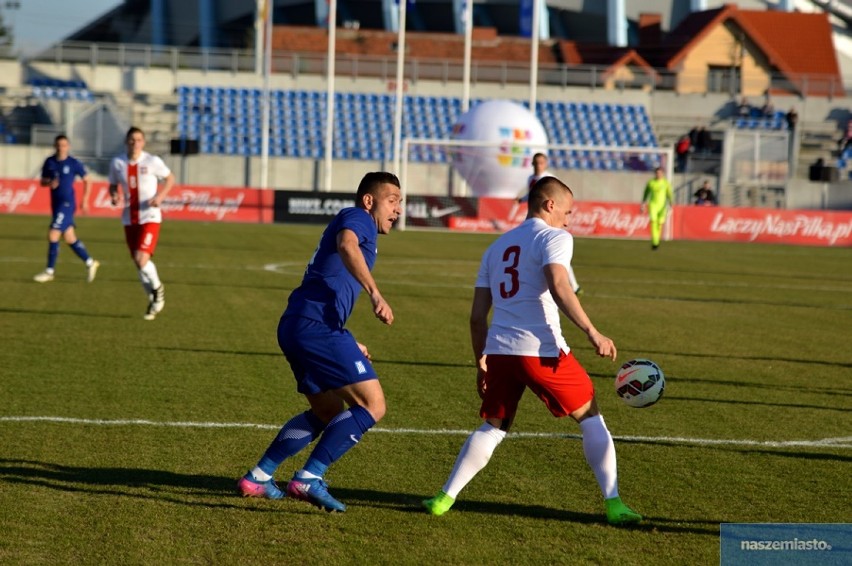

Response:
(33, 135), (100, 283)
(238, 172), (403, 512)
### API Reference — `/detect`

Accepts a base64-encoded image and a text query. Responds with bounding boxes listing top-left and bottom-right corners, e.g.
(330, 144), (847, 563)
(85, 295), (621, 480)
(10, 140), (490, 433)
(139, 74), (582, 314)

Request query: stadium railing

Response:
(22, 41), (850, 97)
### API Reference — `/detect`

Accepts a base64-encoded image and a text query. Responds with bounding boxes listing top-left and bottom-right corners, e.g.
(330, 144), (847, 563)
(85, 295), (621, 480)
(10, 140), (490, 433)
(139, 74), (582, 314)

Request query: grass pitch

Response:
(0, 213), (850, 565)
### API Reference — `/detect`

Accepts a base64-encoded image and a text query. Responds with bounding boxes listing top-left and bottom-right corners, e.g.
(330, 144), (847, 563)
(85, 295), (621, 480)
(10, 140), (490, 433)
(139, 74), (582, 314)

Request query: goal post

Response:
(399, 138), (674, 231)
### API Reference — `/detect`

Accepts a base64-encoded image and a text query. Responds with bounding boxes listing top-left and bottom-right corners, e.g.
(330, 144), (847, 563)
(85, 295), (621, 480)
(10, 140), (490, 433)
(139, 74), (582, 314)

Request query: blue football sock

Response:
(302, 405), (376, 478)
(69, 240), (91, 262)
(47, 242), (60, 270)
(257, 410), (325, 476)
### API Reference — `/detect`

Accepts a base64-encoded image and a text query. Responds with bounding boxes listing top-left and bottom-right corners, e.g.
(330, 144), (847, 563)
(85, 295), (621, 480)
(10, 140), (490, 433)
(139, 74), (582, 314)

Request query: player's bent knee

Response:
(363, 399), (386, 422)
(570, 398), (600, 422)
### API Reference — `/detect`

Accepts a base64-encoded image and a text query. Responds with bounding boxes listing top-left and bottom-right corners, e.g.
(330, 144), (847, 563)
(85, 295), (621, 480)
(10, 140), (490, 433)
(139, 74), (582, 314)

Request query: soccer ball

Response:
(614, 359), (665, 408)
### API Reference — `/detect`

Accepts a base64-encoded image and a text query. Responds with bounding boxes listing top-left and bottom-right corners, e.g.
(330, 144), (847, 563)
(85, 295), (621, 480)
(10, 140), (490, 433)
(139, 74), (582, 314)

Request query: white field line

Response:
(1, 416), (850, 449)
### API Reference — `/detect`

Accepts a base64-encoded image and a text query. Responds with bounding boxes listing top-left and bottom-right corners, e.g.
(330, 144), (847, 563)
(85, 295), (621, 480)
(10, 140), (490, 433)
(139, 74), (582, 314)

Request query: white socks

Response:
(138, 261), (162, 294)
(580, 415), (619, 499)
(442, 422), (506, 498)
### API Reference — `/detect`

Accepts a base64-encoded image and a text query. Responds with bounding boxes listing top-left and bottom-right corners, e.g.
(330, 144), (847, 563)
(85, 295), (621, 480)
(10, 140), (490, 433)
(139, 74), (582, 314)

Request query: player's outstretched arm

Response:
(337, 228), (393, 325)
(544, 263), (617, 360)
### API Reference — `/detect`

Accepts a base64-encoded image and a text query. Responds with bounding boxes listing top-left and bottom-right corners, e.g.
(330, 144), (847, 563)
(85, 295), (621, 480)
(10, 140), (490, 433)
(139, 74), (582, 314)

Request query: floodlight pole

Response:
(324, 0), (338, 192)
(529, 0), (540, 115)
(260, 0), (272, 190)
(462, 0), (473, 112)
(392, 0), (407, 177)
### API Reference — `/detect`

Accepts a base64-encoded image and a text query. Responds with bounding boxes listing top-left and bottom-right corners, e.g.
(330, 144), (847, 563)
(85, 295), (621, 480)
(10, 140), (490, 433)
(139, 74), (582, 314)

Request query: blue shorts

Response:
(278, 315), (377, 395)
(49, 202), (75, 232)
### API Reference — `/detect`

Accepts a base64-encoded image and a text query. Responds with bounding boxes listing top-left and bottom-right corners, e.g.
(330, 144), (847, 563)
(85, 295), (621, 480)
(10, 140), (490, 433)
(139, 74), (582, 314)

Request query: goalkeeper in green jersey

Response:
(641, 167), (674, 250)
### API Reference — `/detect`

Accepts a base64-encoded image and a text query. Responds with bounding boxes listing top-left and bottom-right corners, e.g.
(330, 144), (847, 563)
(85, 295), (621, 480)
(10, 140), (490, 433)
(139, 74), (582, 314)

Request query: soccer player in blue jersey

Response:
(238, 172), (402, 512)
(33, 135), (100, 283)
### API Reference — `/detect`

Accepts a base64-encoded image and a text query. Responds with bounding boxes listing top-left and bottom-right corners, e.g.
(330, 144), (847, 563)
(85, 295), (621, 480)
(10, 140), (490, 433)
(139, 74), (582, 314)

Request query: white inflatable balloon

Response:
(450, 100), (548, 197)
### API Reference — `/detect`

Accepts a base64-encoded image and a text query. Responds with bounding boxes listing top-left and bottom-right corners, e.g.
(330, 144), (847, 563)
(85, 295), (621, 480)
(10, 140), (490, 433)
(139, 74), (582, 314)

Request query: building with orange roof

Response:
(639, 4), (843, 97)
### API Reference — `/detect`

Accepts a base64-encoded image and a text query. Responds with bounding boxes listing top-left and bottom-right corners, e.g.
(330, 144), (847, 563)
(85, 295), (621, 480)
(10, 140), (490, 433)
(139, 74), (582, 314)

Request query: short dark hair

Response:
(54, 134), (68, 144)
(126, 126), (145, 140)
(356, 172), (400, 202)
(528, 176), (572, 210)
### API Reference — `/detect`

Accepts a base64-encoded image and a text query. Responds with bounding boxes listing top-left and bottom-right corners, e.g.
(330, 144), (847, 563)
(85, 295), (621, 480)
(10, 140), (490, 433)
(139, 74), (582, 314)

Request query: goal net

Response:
(399, 138), (674, 232)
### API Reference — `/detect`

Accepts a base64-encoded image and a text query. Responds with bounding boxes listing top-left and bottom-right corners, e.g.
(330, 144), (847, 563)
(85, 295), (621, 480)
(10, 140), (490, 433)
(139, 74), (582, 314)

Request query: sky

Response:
(5, 0), (121, 55)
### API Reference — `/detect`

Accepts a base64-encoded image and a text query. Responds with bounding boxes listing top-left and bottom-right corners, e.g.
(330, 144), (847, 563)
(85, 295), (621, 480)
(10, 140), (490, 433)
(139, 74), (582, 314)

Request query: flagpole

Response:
(255, 0), (264, 75)
(462, 0), (473, 112)
(392, 0), (407, 177)
(260, 0), (272, 190)
(324, 0), (337, 191)
(529, 0), (540, 115)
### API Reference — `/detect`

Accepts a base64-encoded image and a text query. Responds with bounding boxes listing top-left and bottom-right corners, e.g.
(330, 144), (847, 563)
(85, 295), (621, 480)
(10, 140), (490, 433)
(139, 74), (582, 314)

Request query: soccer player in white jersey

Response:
(423, 176), (641, 526)
(108, 126), (175, 320)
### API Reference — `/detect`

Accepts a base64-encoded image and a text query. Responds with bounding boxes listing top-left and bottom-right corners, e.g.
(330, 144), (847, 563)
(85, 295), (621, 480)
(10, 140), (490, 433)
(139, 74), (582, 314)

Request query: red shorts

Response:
(124, 223), (161, 256)
(479, 352), (594, 420)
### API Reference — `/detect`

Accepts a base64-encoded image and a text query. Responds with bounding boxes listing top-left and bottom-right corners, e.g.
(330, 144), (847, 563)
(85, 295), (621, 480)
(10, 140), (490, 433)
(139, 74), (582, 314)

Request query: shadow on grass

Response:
(0, 306), (132, 319)
(0, 459), (721, 534)
(332, 487), (721, 536)
(0, 459), (279, 512)
(614, 439), (852, 463)
(149, 347), (472, 370)
(580, 347), (852, 370)
(153, 346), (280, 357)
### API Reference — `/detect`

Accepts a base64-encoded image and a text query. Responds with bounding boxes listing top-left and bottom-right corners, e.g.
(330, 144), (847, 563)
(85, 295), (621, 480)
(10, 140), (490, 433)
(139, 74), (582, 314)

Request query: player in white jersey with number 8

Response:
(108, 126), (175, 320)
(423, 176), (641, 526)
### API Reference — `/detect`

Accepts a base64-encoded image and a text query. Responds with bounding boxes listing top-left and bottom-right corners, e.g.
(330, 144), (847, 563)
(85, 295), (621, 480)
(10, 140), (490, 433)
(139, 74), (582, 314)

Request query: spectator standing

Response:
(697, 127), (712, 154)
(785, 108), (799, 132)
(674, 135), (691, 173)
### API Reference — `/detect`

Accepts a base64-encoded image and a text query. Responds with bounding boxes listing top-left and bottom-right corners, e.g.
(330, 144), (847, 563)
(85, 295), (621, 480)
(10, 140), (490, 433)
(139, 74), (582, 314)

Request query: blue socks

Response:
(48, 240), (91, 271)
(257, 410), (326, 476)
(47, 242), (59, 270)
(302, 405), (376, 478)
(69, 240), (91, 262)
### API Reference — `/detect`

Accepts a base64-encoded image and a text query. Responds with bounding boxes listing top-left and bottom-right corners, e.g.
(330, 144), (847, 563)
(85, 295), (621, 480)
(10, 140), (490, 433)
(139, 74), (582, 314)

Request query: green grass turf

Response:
(0, 213), (850, 565)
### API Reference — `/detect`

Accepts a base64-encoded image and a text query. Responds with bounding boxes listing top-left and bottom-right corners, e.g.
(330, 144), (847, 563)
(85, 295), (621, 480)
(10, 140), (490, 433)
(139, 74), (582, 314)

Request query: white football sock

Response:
(140, 260), (162, 290)
(580, 415), (619, 499)
(442, 422), (506, 498)
(137, 269), (153, 296)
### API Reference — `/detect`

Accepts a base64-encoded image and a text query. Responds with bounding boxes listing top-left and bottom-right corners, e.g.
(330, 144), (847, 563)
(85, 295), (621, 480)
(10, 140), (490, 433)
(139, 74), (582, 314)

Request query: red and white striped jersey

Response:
(108, 151), (171, 226)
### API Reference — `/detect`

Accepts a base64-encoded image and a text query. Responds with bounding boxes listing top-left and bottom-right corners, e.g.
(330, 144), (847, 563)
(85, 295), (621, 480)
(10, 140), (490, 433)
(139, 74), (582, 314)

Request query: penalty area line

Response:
(1, 416), (851, 450)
